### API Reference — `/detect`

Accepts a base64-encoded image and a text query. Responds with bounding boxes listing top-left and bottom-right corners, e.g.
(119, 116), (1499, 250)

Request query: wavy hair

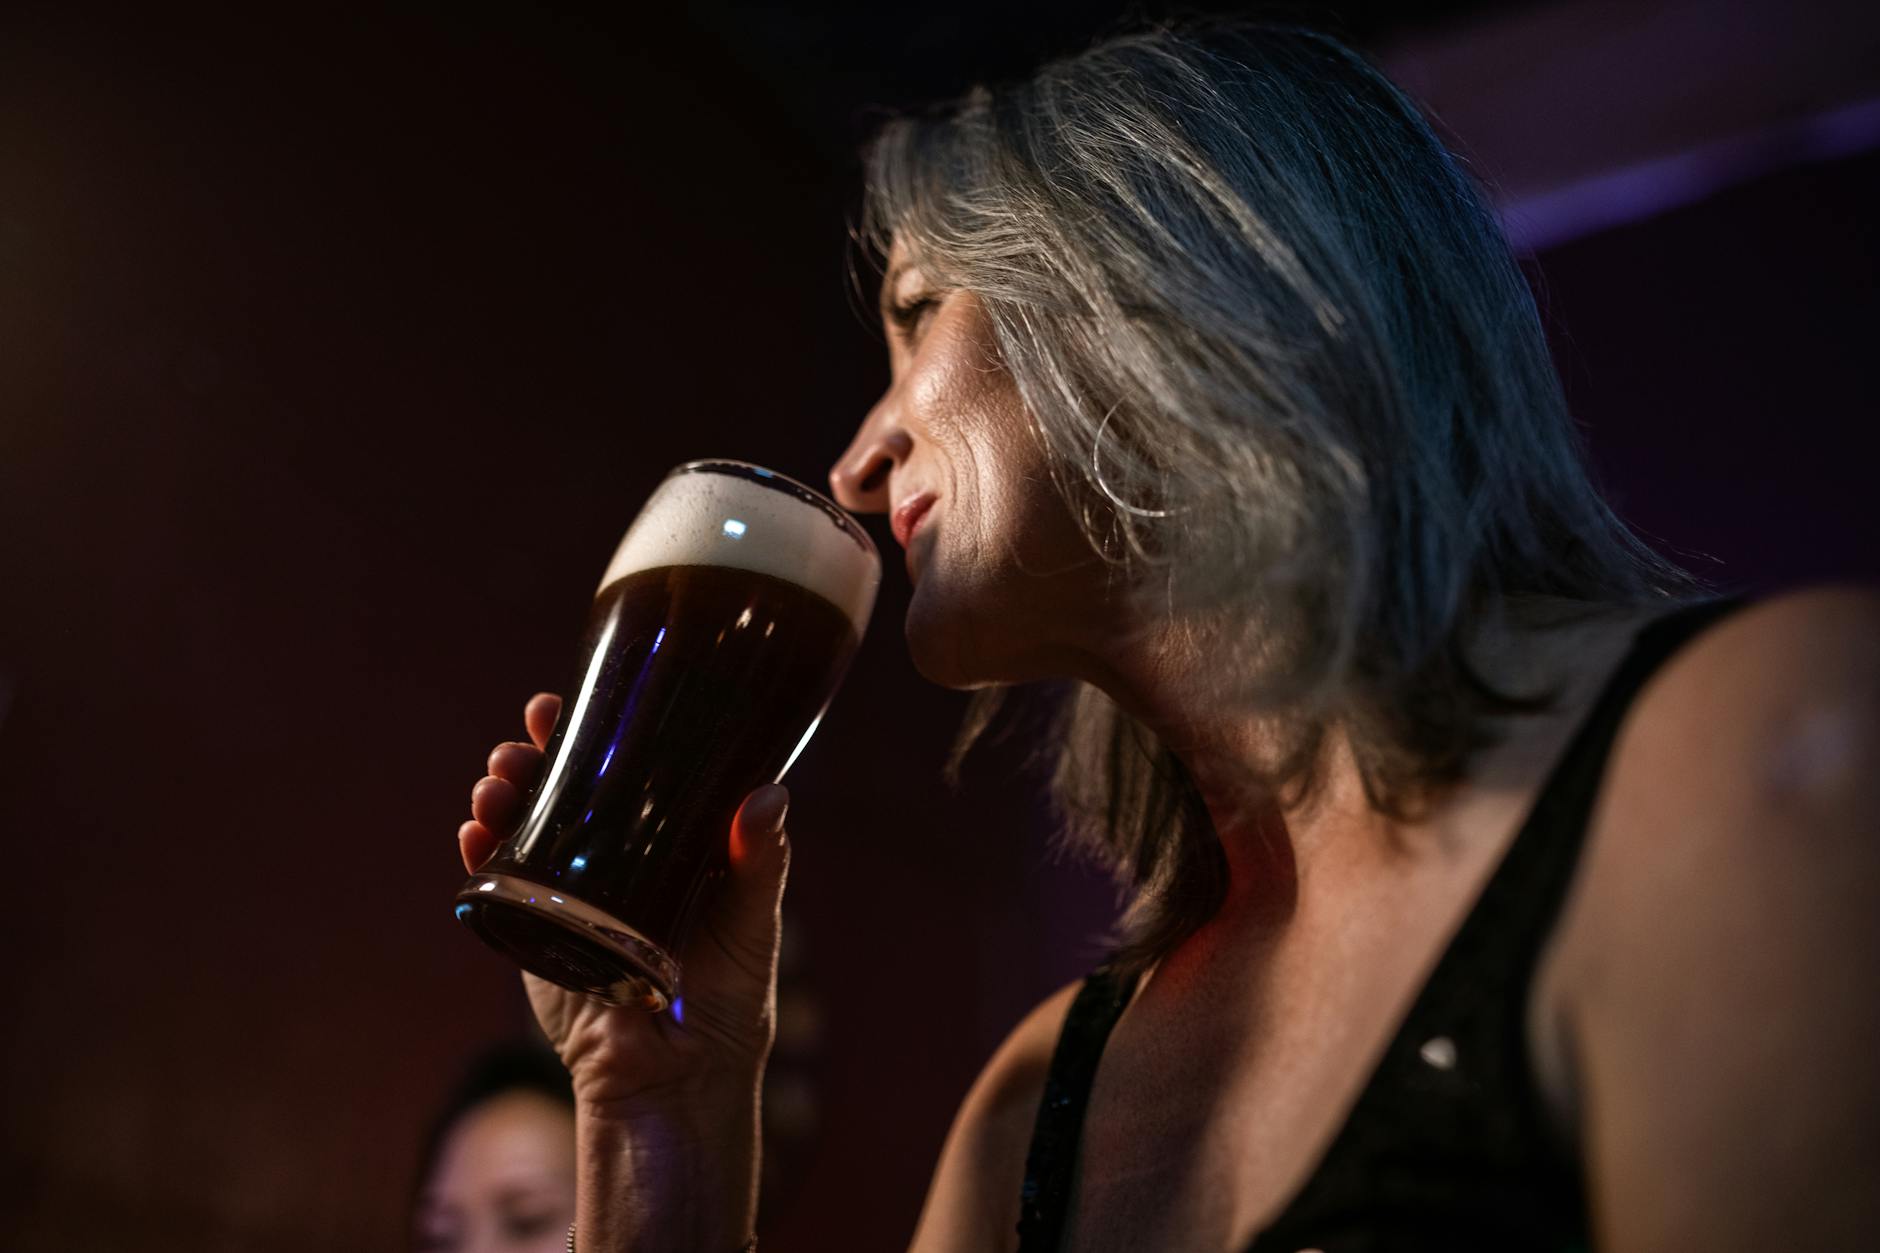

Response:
(858, 21), (1702, 970)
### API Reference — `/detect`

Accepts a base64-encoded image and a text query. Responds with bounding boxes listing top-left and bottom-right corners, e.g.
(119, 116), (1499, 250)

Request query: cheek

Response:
(901, 463), (1099, 690)
(895, 312), (1100, 685)
(913, 369), (1044, 557)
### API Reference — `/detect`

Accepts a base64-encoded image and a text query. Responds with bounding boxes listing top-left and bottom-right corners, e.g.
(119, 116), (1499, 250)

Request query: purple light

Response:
(1501, 95), (1880, 253)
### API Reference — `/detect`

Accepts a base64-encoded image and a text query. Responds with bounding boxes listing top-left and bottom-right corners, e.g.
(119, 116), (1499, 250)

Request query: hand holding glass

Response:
(454, 461), (879, 1010)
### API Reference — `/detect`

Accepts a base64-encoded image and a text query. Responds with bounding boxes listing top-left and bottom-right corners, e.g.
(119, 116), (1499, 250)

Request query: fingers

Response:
(471, 774), (523, 836)
(709, 785), (791, 981)
(524, 692), (562, 751)
(458, 695), (559, 878)
(729, 784), (790, 874)
(479, 699), (553, 831)
(459, 819), (499, 873)
(487, 740), (545, 787)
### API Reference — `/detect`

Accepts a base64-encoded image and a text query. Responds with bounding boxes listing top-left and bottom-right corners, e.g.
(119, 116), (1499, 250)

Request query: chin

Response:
(903, 589), (979, 690)
(902, 575), (1058, 691)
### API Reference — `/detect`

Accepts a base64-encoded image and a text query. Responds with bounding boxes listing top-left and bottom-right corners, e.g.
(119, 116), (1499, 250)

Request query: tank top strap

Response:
(1401, 594), (1755, 1035)
(1015, 963), (1139, 1252)
(1521, 595), (1752, 859)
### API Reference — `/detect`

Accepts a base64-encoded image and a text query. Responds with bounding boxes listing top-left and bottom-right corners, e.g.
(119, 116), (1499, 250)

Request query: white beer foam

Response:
(599, 466), (880, 635)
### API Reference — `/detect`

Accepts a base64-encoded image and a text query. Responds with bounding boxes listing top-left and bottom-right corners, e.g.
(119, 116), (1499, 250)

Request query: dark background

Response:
(2, 2), (1875, 1249)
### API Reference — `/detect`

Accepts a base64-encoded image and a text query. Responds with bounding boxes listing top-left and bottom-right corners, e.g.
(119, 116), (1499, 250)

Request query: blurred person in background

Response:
(412, 1044), (577, 1253)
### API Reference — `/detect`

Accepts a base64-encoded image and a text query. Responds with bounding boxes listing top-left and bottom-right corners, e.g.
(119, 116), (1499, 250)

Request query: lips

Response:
(890, 492), (937, 549)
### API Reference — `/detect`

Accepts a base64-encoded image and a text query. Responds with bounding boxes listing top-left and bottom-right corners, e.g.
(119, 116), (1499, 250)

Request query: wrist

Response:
(569, 1222), (757, 1253)
(570, 1052), (765, 1126)
(574, 1096), (761, 1252)
(568, 1223), (756, 1253)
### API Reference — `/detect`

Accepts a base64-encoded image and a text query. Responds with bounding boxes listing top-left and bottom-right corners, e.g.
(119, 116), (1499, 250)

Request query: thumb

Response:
(712, 784), (791, 977)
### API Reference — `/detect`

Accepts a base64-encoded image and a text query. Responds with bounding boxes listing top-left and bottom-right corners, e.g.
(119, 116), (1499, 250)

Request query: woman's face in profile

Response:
(414, 1091), (576, 1253)
(831, 244), (1111, 689)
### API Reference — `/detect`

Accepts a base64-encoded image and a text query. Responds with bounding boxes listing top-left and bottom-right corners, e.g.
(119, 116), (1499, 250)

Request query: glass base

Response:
(454, 872), (680, 1011)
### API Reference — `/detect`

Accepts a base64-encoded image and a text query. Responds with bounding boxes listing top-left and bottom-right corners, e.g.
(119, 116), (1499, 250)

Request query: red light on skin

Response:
(1136, 808), (1300, 1002)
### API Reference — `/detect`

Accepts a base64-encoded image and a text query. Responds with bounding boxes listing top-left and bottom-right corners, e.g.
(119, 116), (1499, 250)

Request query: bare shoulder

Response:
(1588, 585), (1880, 849)
(906, 978), (1084, 1253)
(1568, 584), (1880, 951)
(1630, 584), (1880, 747)
(1554, 585), (1880, 1247)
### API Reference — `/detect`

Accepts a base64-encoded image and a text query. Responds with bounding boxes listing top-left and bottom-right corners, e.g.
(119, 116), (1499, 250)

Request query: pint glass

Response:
(454, 461), (879, 1010)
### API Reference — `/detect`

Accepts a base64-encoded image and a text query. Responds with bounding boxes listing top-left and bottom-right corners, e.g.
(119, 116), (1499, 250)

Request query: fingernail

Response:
(751, 784), (789, 834)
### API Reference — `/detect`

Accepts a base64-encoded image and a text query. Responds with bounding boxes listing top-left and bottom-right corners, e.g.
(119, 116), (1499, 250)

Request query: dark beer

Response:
(455, 462), (877, 1009)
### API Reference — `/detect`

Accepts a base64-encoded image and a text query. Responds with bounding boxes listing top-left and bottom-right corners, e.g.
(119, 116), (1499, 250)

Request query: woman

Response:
(457, 22), (1879, 1252)
(412, 1044), (578, 1253)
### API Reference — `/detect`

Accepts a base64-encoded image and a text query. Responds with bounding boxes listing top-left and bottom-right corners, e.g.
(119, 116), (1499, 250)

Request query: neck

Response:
(1072, 627), (1367, 933)
(1074, 595), (1623, 932)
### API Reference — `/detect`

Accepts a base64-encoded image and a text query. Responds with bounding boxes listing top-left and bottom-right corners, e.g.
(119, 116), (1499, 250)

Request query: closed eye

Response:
(886, 294), (937, 341)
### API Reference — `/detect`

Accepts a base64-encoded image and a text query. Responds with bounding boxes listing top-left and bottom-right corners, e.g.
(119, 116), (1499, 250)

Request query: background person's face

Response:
(414, 1092), (576, 1253)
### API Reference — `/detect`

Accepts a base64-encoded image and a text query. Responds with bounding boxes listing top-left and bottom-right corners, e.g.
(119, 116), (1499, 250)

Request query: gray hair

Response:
(859, 21), (1703, 969)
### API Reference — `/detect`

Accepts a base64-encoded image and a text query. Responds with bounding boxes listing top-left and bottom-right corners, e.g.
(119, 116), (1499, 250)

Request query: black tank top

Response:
(1015, 597), (1749, 1253)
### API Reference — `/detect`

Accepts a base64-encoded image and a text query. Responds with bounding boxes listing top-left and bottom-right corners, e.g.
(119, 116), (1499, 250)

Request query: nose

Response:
(828, 400), (911, 514)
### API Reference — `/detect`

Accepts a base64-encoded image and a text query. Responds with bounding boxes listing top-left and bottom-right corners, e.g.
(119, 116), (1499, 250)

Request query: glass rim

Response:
(669, 458), (879, 562)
